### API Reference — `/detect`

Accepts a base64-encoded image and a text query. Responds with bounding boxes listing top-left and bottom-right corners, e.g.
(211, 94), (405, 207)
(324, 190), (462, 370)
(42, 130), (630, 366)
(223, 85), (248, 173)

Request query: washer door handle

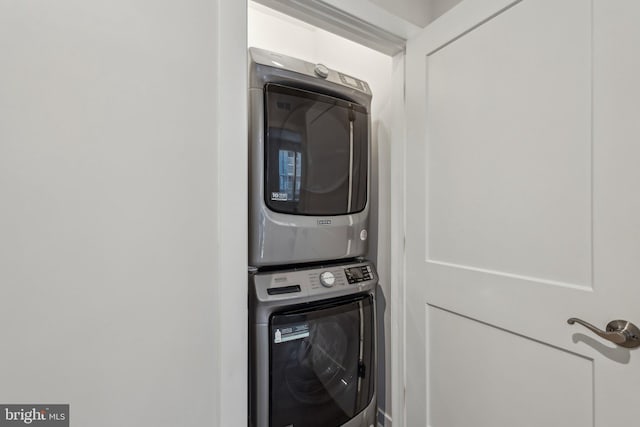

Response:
(567, 317), (640, 348)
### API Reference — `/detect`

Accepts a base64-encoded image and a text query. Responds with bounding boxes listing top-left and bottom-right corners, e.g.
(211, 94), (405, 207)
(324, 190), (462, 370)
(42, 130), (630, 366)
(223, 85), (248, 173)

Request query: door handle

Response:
(567, 318), (640, 348)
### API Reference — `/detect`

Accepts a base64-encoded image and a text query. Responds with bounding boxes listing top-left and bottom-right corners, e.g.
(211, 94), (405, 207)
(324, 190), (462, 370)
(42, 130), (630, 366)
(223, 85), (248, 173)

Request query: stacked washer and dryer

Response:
(248, 47), (377, 427)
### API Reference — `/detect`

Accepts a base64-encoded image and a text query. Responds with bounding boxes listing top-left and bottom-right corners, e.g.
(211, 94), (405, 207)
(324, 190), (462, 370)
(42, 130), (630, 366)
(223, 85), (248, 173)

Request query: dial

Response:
(319, 271), (336, 287)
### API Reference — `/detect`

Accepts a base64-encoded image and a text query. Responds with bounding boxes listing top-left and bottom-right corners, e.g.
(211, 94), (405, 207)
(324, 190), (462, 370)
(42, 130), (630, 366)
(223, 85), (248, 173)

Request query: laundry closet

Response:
(247, 3), (395, 426)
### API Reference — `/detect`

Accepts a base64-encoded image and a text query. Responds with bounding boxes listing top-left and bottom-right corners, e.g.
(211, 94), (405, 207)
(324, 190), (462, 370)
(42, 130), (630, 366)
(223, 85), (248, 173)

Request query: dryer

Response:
(249, 48), (373, 268)
(249, 260), (377, 427)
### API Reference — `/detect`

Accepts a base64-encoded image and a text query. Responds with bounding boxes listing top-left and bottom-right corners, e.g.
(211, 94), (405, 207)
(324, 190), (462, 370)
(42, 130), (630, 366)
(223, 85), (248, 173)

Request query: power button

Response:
(314, 64), (329, 79)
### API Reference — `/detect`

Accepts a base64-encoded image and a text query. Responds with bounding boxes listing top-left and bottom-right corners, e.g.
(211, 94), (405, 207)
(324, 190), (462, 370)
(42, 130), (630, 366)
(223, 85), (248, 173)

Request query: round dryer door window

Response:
(264, 84), (369, 216)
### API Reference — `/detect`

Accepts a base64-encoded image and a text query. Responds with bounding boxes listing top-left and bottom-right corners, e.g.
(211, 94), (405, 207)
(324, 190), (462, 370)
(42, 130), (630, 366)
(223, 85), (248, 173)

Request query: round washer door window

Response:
(270, 295), (374, 427)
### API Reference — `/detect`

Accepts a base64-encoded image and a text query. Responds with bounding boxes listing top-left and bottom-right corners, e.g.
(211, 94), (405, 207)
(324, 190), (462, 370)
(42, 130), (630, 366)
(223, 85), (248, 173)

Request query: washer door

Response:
(269, 294), (374, 427)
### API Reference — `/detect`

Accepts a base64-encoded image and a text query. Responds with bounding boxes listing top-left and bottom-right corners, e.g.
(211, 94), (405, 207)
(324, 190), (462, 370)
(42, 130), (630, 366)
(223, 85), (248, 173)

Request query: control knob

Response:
(319, 271), (336, 287)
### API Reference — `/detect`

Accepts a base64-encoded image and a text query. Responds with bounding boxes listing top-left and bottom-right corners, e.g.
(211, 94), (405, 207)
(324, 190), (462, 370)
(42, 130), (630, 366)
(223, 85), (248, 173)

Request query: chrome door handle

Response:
(567, 318), (640, 348)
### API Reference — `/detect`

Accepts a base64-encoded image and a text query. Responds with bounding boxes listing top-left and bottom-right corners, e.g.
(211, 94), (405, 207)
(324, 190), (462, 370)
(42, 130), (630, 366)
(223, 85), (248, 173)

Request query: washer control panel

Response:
(344, 265), (373, 284)
(304, 261), (377, 298)
(253, 260), (377, 303)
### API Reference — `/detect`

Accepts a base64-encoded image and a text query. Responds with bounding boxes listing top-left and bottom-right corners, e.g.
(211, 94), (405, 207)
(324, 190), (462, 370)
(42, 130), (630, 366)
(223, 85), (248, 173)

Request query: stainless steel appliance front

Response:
(249, 260), (377, 427)
(249, 47), (372, 267)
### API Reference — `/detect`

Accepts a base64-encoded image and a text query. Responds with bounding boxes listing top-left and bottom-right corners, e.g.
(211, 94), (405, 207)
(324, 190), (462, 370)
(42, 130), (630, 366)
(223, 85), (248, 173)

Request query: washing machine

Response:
(249, 259), (377, 427)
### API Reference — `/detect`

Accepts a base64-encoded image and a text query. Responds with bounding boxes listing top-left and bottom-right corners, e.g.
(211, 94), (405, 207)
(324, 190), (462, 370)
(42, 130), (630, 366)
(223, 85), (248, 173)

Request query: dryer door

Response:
(269, 294), (374, 427)
(264, 84), (369, 216)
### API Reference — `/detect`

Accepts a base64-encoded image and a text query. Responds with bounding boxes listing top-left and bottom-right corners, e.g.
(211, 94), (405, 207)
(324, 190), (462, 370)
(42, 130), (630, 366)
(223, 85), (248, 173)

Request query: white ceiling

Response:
(369, 0), (464, 27)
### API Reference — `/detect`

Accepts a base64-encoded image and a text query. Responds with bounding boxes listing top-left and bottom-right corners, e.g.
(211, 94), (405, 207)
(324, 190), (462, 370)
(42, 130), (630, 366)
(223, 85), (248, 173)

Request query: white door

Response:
(403, 0), (640, 426)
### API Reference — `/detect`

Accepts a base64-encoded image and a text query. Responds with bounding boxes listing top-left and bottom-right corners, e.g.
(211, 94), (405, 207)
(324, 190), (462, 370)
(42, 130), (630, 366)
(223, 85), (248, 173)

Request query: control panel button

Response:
(314, 64), (329, 78)
(319, 271), (336, 287)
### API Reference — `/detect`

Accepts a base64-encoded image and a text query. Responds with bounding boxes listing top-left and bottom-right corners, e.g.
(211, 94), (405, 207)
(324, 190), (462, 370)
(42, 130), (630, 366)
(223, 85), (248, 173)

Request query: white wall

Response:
(0, 0), (247, 426)
(248, 3), (394, 424)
